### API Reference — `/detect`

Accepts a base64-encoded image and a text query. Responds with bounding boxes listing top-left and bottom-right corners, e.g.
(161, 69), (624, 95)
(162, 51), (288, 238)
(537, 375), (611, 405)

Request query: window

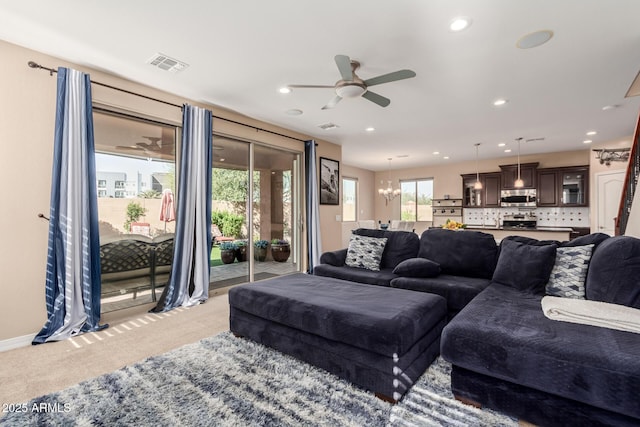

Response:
(93, 111), (177, 238)
(342, 177), (357, 222)
(400, 179), (433, 221)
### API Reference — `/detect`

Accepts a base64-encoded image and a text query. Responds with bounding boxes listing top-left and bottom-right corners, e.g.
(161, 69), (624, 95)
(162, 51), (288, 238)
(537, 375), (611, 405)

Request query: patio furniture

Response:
(211, 224), (234, 245)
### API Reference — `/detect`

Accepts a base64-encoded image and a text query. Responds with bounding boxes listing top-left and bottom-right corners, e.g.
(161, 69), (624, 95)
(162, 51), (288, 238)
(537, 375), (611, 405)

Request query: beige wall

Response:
(0, 40), (341, 341)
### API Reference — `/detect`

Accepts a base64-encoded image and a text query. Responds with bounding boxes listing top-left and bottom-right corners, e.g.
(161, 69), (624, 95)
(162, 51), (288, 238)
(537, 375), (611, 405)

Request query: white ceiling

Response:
(2, 1), (640, 171)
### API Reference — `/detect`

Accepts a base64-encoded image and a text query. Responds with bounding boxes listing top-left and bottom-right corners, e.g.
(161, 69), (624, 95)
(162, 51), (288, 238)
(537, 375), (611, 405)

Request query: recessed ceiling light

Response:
(516, 30), (554, 49)
(285, 108), (303, 116)
(433, 151), (440, 155)
(396, 154), (409, 158)
(602, 104), (620, 110)
(449, 17), (472, 32)
(493, 99), (508, 107)
(586, 131), (597, 136)
(583, 140), (592, 144)
(444, 156), (450, 159)
(365, 127), (375, 132)
(504, 149), (512, 153)
(219, 158), (225, 162)
(498, 143), (506, 147)
(279, 87), (291, 94)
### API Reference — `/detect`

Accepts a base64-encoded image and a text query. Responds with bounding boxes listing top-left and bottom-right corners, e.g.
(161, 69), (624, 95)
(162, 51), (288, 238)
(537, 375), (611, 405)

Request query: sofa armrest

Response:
(320, 248), (348, 266)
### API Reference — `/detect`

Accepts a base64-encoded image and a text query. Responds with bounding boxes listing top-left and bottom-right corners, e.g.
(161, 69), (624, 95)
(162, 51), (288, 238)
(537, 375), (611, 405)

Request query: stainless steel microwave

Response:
(500, 189), (537, 207)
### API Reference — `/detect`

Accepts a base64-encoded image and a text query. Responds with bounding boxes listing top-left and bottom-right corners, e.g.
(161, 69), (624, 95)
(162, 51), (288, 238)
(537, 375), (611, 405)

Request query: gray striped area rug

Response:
(1, 332), (517, 426)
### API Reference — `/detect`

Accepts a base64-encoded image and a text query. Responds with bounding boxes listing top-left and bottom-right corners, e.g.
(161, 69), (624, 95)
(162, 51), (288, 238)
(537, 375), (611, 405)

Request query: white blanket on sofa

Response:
(541, 296), (640, 334)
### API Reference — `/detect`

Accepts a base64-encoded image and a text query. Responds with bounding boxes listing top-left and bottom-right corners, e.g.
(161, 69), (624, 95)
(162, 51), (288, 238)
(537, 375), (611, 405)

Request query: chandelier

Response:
(378, 158), (401, 205)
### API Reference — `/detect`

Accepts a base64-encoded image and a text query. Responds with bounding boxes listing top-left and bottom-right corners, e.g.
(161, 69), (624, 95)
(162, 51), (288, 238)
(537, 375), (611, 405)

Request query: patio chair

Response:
(211, 224), (234, 245)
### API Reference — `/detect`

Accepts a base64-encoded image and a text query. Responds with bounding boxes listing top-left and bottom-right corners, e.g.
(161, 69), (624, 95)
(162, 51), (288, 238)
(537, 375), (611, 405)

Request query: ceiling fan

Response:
(287, 55), (416, 109)
(116, 136), (174, 156)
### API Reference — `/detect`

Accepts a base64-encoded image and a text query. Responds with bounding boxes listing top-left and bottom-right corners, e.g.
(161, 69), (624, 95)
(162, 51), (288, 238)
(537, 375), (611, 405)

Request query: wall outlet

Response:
(336, 214), (342, 221)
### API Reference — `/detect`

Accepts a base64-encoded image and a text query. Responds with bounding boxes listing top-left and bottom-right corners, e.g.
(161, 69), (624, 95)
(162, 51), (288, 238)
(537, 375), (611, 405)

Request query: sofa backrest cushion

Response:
(418, 229), (498, 279)
(492, 238), (557, 293)
(586, 236), (640, 308)
(559, 232), (609, 251)
(353, 228), (419, 270)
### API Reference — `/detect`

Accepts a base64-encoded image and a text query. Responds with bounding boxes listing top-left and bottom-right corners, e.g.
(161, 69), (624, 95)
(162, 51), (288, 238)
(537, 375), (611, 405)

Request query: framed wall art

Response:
(319, 157), (339, 205)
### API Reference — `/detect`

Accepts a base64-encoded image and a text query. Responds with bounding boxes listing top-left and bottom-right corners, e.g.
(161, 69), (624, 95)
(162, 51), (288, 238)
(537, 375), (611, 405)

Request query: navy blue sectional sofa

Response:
(314, 228), (499, 318)
(441, 234), (640, 426)
(314, 228), (640, 425)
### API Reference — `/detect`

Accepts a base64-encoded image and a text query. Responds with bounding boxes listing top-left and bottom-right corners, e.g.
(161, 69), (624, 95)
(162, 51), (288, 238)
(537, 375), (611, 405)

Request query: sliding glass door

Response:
(210, 135), (300, 288)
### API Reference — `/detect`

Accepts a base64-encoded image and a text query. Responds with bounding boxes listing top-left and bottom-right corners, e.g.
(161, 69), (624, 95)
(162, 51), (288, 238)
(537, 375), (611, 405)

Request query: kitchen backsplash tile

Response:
(463, 207), (590, 228)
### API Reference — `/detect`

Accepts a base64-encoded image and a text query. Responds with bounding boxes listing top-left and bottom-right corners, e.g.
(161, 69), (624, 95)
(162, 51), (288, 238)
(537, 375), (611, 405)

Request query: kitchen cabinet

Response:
(500, 163), (538, 189)
(536, 166), (589, 207)
(462, 173), (501, 207)
(537, 169), (560, 206)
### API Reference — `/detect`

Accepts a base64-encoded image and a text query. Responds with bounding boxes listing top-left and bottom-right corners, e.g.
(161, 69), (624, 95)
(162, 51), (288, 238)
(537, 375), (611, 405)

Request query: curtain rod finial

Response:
(28, 61), (40, 69)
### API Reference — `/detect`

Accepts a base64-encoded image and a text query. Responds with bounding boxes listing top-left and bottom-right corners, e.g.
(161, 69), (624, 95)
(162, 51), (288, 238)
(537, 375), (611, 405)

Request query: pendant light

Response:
(473, 143), (483, 190)
(514, 137), (524, 188)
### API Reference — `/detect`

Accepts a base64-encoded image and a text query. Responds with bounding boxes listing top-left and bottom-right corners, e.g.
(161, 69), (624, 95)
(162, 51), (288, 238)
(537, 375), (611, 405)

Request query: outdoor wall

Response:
(0, 40), (341, 343)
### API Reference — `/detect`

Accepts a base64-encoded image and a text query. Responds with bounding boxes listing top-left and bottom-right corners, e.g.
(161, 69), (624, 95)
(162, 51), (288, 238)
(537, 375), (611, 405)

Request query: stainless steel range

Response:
(502, 214), (537, 229)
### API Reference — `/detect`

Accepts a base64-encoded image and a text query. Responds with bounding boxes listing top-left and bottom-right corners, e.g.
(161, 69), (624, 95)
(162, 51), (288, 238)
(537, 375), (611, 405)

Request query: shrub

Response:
(124, 201), (147, 232)
(219, 241), (237, 251)
(254, 239), (269, 249)
(211, 210), (244, 237)
(271, 239), (289, 245)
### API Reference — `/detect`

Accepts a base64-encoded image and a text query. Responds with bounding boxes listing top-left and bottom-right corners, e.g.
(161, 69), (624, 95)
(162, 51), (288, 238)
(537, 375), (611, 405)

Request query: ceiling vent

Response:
(146, 53), (189, 73)
(317, 122), (340, 130)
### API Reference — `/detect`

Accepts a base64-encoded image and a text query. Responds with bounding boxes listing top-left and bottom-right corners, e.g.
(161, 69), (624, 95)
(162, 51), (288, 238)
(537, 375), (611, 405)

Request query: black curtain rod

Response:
(28, 61), (307, 143)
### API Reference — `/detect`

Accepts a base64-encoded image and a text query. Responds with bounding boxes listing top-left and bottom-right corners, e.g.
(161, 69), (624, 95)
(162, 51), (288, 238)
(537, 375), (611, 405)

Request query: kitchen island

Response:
(466, 226), (573, 242)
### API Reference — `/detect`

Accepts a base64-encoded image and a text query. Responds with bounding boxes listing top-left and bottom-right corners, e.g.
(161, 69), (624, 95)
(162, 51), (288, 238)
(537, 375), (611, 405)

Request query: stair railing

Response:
(615, 110), (640, 235)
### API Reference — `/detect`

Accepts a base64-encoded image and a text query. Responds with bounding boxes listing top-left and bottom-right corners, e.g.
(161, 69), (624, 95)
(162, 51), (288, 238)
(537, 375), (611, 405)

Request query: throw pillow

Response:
(546, 244), (594, 299)
(492, 239), (557, 293)
(345, 235), (388, 271)
(392, 258), (441, 278)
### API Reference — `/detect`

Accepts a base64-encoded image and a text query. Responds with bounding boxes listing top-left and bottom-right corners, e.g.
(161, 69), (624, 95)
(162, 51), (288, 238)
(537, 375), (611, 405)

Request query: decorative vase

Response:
(220, 249), (236, 264)
(235, 245), (247, 262)
(271, 244), (290, 262)
(254, 247), (268, 262)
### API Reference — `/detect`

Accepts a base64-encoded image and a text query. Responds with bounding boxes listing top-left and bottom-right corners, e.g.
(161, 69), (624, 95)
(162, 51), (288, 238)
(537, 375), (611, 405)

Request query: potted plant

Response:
(219, 241), (237, 264)
(235, 240), (248, 262)
(254, 239), (269, 262)
(270, 239), (290, 263)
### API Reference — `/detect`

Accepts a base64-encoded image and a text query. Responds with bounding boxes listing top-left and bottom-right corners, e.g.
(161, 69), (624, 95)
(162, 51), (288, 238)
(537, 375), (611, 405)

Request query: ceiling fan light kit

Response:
(285, 54), (416, 110)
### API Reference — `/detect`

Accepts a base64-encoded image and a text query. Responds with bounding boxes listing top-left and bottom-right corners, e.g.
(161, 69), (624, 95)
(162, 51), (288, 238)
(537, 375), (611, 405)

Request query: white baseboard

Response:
(0, 333), (37, 352)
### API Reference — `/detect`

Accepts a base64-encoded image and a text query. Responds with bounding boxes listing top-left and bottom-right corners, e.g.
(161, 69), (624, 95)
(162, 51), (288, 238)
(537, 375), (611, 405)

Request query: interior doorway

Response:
(595, 170), (625, 236)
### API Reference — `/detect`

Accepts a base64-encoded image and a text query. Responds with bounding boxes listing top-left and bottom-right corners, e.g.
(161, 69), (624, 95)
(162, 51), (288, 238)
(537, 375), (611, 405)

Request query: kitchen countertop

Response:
(466, 226), (574, 232)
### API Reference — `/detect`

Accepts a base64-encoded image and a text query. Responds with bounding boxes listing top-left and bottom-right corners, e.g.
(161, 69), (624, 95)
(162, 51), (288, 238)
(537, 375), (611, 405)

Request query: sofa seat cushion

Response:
(313, 263), (397, 287)
(441, 283), (640, 419)
(418, 229), (498, 279)
(391, 274), (490, 312)
(229, 273), (447, 356)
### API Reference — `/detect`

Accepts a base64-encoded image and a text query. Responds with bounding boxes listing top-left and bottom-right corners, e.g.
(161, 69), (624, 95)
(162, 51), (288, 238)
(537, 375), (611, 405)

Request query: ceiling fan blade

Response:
(335, 55), (353, 81)
(363, 69), (416, 87)
(321, 95), (343, 110)
(287, 84), (335, 89)
(362, 90), (391, 107)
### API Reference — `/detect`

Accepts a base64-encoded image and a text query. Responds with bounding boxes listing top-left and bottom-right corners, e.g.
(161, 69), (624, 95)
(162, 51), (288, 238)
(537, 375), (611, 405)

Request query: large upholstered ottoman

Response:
(229, 273), (447, 402)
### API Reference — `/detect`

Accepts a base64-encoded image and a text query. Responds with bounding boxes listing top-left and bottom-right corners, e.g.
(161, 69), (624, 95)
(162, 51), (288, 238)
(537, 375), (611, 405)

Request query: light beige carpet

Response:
(0, 286), (231, 405)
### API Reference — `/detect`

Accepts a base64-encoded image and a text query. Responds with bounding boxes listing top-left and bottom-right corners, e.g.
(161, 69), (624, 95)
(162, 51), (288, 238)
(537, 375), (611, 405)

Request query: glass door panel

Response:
(210, 136), (250, 288)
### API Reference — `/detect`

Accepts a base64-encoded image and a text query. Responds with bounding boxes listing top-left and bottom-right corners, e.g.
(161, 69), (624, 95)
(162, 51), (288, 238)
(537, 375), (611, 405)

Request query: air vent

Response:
(146, 53), (189, 73)
(317, 122), (339, 130)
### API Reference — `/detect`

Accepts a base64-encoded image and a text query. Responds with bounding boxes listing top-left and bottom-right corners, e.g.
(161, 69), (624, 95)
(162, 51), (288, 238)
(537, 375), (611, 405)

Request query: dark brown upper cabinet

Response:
(500, 163), (539, 189)
(461, 172), (501, 208)
(536, 166), (589, 207)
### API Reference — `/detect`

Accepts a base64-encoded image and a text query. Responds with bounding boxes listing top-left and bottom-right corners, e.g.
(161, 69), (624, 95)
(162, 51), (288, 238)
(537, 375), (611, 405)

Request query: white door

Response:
(596, 170), (625, 236)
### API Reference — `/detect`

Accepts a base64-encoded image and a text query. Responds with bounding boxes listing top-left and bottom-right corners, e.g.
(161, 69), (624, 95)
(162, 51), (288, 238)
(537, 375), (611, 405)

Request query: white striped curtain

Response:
(305, 140), (322, 273)
(152, 104), (212, 312)
(33, 67), (105, 344)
